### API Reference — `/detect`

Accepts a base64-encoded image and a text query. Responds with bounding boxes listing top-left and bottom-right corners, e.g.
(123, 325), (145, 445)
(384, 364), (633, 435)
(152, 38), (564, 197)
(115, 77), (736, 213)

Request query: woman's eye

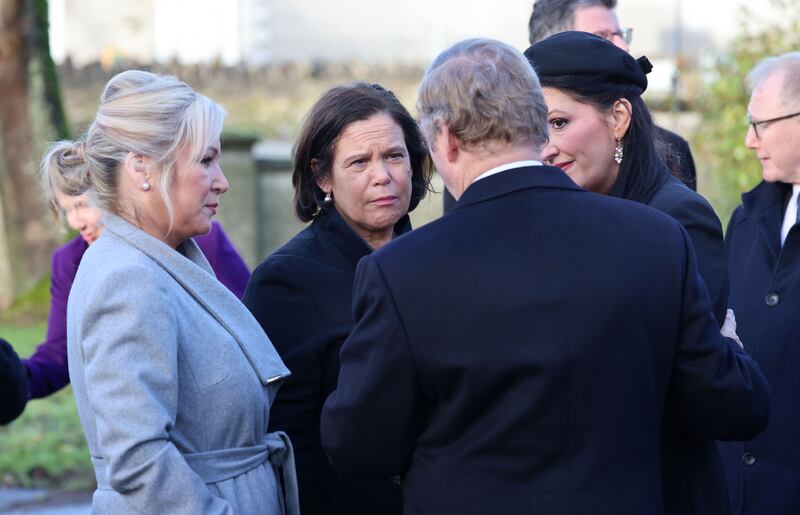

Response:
(550, 118), (568, 130)
(201, 156), (213, 166)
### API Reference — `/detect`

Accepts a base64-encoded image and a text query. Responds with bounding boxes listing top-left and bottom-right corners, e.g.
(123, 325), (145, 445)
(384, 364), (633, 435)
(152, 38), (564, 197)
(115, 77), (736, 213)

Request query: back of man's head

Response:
(417, 38), (548, 153)
(528, 0), (617, 44)
(748, 51), (800, 107)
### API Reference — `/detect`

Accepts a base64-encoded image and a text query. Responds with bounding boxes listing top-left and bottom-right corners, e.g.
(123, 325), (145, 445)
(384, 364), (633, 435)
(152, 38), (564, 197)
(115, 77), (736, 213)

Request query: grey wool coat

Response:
(67, 213), (299, 515)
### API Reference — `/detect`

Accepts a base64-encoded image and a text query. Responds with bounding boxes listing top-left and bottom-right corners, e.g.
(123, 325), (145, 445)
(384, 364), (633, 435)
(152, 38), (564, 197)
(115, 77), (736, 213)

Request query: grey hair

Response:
(417, 38), (549, 153)
(40, 70), (225, 229)
(528, 0), (617, 44)
(748, 51), (800, 107)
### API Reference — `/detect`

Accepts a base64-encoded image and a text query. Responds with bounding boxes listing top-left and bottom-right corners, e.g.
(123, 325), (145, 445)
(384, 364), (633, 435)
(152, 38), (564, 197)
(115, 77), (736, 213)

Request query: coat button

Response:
(742, 452), (757, 466)
(765, 293), (780, 306)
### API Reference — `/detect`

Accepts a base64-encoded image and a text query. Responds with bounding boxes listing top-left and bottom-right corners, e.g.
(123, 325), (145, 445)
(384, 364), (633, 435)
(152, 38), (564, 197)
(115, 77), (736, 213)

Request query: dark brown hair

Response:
(292, 82), (432, 222)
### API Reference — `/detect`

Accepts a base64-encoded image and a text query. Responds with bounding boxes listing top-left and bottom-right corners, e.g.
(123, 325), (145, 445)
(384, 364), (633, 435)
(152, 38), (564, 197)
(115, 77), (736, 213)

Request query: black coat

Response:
(0, 338), (28, 425)
(321, 166), (768, 515)
(243, 208), (408, 515)
(721, 180), (800, 515)
(646, 175), (732, 515)
(658, 127), (697, 191)
(647, 175), (728, 326)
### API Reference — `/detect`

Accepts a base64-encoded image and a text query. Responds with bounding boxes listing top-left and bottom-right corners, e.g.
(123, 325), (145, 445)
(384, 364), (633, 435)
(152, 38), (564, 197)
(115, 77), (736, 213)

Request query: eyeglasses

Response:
(593, 27), (633, 46)
(748, 111), (800, 139)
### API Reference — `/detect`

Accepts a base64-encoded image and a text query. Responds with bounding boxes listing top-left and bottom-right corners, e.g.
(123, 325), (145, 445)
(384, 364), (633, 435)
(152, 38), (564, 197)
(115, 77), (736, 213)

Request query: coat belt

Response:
(91, 431), (299, 515)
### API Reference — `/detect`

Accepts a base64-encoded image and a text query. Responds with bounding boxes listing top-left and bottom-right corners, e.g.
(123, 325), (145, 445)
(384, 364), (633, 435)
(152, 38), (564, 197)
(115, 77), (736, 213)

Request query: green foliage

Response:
(694, 0), (800, 226)
(0, 324), (92, 489)
(0, 273), (51, 325)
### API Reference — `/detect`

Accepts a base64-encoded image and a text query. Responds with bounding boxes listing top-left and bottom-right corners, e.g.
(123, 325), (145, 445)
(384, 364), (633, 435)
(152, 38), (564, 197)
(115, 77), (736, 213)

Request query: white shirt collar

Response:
(781, 184), (800, 246)
(473, 160), (544, 183)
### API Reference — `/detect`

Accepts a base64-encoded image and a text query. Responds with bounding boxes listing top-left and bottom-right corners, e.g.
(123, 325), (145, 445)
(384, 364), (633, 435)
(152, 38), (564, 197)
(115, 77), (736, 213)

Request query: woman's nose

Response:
(213, 165), (229, 194)
(371, 163), (392, 185)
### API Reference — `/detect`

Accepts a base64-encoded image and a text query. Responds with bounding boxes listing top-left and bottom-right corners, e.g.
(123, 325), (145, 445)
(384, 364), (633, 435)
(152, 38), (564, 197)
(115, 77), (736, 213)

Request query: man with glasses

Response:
(527, 0), (698, 191)
(722, 51), (800, 515)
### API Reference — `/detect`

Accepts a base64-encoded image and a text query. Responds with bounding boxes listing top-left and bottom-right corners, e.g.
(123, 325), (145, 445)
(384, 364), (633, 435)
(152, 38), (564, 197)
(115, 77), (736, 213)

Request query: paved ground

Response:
(0, 489), (91, 514)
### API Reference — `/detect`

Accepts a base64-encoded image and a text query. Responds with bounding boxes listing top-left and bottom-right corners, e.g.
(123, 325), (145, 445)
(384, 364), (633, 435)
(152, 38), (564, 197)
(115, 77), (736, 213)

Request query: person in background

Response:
(527, 0), (697, 190)
(525, 31), (732, 515)
(244, 82), (431, 515)
(46, 69), (297, 514)
(4, 130), (247, 414)
(0, 338), (28, 425)
(19, 191), (249, 402)
(721, 51), (800, 515)
(320, 37), (767, 515)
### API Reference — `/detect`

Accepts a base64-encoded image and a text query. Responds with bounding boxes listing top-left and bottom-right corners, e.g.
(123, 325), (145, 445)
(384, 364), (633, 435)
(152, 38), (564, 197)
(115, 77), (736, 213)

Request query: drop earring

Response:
(613, 138), (624, 164)
(323, 191), (333, 205)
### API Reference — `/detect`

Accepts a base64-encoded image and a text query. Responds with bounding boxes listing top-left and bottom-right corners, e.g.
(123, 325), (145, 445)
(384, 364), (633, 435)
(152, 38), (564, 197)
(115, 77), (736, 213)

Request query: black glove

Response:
(0, 338), (29, 424)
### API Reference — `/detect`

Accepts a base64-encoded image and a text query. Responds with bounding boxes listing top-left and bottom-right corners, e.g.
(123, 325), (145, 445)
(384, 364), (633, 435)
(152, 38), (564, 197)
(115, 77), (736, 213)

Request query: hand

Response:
(0, 338), (29, 424)
(720, 309), (744, 349)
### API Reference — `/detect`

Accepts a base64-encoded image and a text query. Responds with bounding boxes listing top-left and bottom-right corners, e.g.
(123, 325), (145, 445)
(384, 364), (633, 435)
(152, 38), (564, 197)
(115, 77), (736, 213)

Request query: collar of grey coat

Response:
(101, 212), (290, 386)
(314, 206), (413, 264)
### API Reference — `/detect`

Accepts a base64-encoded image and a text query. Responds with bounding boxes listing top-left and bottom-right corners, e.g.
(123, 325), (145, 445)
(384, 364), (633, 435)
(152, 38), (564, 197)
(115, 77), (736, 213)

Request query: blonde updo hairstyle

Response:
(40, 70), (225, 228)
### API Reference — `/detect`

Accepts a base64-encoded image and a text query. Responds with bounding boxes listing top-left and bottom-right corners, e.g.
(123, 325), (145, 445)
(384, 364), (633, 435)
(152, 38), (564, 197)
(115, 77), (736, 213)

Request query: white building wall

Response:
(51, 0), (781, 66)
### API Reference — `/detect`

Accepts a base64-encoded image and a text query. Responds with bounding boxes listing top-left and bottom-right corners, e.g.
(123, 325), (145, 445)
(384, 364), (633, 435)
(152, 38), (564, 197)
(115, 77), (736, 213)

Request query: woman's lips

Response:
(555, 161), (574, 172)
(205, 203), (218, 214)
(371, 196), (398, 206)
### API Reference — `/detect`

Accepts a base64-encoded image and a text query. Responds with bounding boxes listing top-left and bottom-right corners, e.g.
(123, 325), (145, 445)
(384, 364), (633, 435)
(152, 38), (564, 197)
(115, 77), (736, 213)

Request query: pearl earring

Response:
(613, 139), (624, 164)
(142, 182), (152, 192)
(323, 191), (333, 205)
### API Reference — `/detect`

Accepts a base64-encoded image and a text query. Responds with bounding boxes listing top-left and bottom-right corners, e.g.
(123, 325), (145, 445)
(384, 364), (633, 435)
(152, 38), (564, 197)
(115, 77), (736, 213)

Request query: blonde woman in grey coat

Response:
(41, 70), (299, 515)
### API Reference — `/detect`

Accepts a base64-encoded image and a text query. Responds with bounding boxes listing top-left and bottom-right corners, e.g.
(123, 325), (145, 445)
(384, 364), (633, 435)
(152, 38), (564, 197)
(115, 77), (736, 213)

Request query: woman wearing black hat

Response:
(525, 31), (727, 327)
(526, 31), (732, 515)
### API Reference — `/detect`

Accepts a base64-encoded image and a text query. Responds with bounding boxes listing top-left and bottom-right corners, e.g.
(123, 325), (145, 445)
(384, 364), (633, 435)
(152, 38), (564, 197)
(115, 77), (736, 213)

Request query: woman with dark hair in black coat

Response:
(525, 32), (728, 325)
(525, 32), (735, 515)
(243, 82), (431, 515)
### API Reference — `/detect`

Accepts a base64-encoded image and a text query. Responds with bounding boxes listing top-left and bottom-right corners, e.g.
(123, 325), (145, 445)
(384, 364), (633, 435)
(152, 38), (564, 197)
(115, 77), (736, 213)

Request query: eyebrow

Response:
(547, 109), (568, 116)
(205, 147), (220, 156)
(342, 144), (406, 163)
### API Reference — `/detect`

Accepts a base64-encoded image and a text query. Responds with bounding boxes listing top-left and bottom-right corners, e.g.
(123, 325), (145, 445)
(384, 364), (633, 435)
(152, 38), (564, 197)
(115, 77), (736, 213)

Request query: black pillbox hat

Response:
(524, 31), (653, 95)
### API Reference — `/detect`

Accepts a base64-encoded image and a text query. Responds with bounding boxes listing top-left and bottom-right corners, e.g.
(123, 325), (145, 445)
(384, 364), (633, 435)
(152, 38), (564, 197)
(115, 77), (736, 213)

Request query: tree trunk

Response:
(0, 0), (61, 309)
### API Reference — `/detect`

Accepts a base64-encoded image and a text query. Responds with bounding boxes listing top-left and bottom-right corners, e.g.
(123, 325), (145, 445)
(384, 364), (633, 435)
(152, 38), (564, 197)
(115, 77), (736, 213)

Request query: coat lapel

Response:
(102, 213), (289, 385)
(741, 181), (789, 265)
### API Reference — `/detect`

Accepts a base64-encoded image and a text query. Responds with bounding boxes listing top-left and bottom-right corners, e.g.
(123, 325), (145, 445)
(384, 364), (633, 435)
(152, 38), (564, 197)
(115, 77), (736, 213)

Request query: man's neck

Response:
(451, 145), (542, 199)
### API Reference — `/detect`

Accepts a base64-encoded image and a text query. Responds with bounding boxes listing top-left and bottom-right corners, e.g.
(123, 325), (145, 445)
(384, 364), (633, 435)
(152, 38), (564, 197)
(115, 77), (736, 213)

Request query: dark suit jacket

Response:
(22, 221), (250, 399)
(244, 208), (407, 515)
(658, 127), (697, 191)
(647, 175), (732, 515)
(321, 165), (768, 515)
(721, 180), (800, 515)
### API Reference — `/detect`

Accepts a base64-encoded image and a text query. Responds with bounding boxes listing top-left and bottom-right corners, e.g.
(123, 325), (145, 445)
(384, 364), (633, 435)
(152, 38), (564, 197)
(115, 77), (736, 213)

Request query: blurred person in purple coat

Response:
(18, 190), (250, 402)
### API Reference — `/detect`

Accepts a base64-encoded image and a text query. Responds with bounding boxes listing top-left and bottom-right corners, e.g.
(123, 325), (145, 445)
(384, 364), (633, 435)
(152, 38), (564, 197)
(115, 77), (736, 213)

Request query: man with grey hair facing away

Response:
(320, 38), (768, 515)
(528, 0), (698, 191)
(721, 51), (800, 515)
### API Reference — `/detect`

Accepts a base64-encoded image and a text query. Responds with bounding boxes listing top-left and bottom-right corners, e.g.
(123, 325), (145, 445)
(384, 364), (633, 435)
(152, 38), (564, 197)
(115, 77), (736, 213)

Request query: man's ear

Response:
(442, 125), (461, 163)
(610, 98), (632, 140)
